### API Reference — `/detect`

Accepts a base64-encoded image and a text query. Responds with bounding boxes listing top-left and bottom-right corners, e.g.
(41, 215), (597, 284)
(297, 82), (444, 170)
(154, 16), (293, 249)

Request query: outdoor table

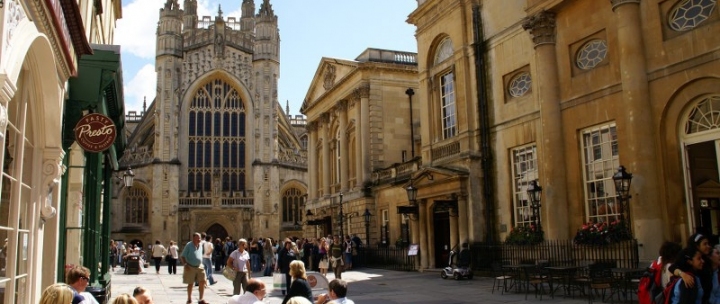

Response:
(609, 268), (645, 302)
(502, 264), (536, 293)
(545, 265), (582, 298)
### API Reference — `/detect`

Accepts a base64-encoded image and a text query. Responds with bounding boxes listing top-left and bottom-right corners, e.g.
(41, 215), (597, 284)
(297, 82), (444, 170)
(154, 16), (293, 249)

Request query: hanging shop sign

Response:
(74, 113), (117, 152)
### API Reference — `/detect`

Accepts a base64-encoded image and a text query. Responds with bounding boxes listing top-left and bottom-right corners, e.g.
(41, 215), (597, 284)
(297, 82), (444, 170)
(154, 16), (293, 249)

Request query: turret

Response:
(183, 0), (198, 33)
(157, 0), (182, 57)
(254, 0), (279, 62)
(241, 0), (255, 34)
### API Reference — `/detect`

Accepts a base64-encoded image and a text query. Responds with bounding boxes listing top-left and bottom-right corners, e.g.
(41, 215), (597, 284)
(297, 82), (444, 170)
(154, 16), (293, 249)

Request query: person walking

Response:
(263, 238), (276, 277)
(330, 236), (343, 279)
(167, 240), (179, 275)
(318, 238), (329, 277)
(227, 238), (252, 295)
(213, 238), (224, 271)
(180, 232), (209, 304)
(151, 240), (167, 274)
(202, 234), (217, 285)
(276, 240), (297, 295)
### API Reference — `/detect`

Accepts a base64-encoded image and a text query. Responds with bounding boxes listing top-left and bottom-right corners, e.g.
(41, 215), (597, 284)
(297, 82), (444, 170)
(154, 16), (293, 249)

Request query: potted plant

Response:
(573, 219), (632, 246)
(504, 223), (544, 245)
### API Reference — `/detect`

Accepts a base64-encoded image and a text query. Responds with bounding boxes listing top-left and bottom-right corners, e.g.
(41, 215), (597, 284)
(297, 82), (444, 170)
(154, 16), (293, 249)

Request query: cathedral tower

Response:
(183, 0), (198, 34)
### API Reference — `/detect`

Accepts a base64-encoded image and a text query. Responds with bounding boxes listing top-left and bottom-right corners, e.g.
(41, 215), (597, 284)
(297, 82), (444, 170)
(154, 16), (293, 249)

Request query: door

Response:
(206, 223), (228, 241)
(433, 211), (450, 267)
(687, 141), (720, 243)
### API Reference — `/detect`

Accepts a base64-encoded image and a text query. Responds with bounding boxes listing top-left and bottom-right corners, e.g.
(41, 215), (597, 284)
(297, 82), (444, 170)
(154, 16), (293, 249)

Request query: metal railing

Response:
(361, 246), (417, 271)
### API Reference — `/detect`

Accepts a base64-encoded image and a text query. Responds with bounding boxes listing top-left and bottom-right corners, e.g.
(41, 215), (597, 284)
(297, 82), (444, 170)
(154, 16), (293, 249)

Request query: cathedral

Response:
(111, 0), (307, 247)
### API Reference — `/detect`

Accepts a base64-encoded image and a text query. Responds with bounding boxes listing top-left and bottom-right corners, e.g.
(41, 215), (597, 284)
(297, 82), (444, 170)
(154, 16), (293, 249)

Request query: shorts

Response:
(183, 264), (207, 285)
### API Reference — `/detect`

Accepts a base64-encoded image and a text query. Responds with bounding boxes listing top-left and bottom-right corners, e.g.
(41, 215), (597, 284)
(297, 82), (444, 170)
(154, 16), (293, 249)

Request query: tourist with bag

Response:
(151, 240), (167, 274)
(318, 238), (329, 277)
(330, 236), (344, 279)
(167, 240), (179, 274)
(263, 238), (276, 277)
(276, 240), (296, 295)
(227, 238), (251, 295)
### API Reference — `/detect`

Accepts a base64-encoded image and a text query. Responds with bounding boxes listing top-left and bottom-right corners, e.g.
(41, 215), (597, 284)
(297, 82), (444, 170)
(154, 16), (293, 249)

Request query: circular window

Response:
(508, 73), (532, 97)
(576, 40), (608, 70)
(669, 0), (717, 31)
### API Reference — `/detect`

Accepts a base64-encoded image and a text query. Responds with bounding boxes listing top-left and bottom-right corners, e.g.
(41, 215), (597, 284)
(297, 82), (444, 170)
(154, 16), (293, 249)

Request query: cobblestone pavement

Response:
(109, 265), (603, 303)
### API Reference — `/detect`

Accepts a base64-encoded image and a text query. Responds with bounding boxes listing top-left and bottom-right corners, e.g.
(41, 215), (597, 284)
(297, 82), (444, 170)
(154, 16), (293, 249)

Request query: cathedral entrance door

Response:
(206, 223), (229, 241)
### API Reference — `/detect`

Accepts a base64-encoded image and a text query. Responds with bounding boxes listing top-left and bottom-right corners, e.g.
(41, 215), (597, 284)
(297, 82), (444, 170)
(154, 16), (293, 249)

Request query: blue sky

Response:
(116, 0), (418, 116)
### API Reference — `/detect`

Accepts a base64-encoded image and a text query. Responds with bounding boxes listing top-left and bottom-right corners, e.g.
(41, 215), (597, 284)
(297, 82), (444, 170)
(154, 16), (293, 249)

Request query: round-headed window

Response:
(576, 40), (608, 70)
(508, 72), (532, 98)
(669, 0), (717, 31)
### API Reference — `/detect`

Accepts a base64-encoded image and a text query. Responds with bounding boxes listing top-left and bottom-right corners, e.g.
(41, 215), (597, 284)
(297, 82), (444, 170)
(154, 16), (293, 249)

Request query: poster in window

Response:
(408, 244), (419, 256)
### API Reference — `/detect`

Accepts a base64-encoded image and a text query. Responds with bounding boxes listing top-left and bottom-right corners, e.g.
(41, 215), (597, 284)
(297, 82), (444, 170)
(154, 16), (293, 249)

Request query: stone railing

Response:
(221, 197), (254, 207)
(373, 158), (421, 184)
(431, 141), (460, 160)
(179, 198), (212, 207)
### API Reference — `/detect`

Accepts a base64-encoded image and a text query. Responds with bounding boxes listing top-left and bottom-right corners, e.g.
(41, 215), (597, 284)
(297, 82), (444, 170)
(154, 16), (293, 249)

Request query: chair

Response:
(491, 261), (513, 294)
(585, 263), (614, 304)
(522, 265), (549, 300)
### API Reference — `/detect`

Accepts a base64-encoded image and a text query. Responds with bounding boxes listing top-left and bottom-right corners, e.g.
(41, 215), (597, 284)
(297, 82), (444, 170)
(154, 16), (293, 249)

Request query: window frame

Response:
(580, 123), (620, 223)
(510, 144), (538, 227)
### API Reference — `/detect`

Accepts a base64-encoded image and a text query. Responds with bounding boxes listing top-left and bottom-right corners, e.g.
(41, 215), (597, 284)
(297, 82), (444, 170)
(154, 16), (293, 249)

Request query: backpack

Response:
(638, 258), (663, 304)
(656, 275), (683, 304)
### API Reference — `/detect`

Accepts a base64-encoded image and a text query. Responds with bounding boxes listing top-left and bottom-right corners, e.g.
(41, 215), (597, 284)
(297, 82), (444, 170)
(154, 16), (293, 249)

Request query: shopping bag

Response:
(273, 272), (286, 290)
(223, 267), (236, 280)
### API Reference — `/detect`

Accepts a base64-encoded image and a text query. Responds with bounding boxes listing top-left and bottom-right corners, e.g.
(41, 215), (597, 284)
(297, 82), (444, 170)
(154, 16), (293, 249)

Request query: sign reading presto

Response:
(74, 113), (117, 153)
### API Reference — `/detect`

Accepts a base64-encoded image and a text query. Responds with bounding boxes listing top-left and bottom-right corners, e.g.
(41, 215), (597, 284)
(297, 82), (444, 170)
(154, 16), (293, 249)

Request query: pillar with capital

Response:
(356, 83), (370, 184)
(307, 122), (317, 199)
(418, 199), (429, 270)
(522, 11), (569, 239)
(321, 113), (330, 197)
(610, 0), (663, 258)
(337, 100), (349, 192)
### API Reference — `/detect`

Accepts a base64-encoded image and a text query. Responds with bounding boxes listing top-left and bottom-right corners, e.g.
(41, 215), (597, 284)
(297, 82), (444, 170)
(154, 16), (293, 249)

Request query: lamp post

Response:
(363, 208), (372, 247)
(406, 184), (417, 204)
(613, 166), (633, 226)
(121, 167), (135, 188)
(338, 192), (344, 238)
(405, 88), (415, 158)
(527, 180), (542, 231)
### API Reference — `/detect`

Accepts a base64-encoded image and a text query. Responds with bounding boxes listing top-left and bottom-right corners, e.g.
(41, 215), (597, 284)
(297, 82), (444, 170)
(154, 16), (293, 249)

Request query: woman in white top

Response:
(167, 240), (179, 274)
(151, 240), (167, 274)
(227, 238), (252, 295)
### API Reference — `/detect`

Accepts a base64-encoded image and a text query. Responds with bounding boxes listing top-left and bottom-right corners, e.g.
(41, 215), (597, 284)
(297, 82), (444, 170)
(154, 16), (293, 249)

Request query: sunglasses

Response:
(80, 276), (90, 281)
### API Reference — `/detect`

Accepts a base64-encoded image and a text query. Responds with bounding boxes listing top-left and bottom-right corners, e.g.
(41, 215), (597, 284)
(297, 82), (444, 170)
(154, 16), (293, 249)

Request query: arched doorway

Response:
(206, 223), (229, 241)
(682, 95), (720, 242)
(432, 201), (454, 268)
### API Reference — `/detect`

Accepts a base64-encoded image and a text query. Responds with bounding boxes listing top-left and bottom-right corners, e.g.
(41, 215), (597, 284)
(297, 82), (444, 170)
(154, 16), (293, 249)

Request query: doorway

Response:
(687, 141), (720, 243)
(433, 210), (450, 267)
(206, 223), (229, 241)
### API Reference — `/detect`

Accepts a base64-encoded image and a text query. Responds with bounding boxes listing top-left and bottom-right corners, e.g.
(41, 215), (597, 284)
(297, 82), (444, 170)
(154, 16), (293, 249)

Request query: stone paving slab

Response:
(108, 266), (599, 304)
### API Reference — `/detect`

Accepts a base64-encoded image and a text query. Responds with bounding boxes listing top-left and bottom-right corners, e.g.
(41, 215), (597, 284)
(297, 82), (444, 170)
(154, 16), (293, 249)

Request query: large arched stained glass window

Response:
(282, 188), (304, 224)
(187, 78), (247, 194)
(686, 95), (720, 135)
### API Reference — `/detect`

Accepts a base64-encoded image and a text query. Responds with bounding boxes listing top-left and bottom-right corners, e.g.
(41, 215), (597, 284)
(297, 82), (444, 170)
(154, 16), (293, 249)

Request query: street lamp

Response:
(119, 167), (135, 188)
(613, 166), (633, 225)
(527, 180), (542, 231)
(338, 192), (344, 238)
(363, 208), (372, 247)
(406, 185), (417, 204)
(294, 221), (301, 230)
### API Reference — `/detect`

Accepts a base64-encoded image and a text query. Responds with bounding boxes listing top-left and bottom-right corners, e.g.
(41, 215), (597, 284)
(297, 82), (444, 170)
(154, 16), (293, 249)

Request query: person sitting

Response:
(457, 243), (471, 268)
(133, 286), (154, 304)
(227, 279), (266, 304)
(315, 279), (354, 304)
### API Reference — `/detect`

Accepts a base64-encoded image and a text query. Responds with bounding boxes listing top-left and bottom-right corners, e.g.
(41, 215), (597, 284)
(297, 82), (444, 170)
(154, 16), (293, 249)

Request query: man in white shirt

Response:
(316, 279), (354, 304)
(202, 234), (217, 285)
(227, 279), (266, 304)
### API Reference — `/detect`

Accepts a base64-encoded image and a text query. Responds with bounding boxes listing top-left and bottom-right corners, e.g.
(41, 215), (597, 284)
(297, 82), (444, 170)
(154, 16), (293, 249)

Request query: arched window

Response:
(434, 38), (454, 65)
(686, 95), (720, 135)
(434, 37), (457, 139)
(125, 187), (149, 224)
(282, 188), (304, 224)
(187, 78), (247, 195)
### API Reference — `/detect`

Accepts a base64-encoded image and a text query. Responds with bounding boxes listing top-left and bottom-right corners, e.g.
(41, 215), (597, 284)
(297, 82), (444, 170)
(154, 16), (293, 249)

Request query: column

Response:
(307, 122), (317, 199)
(337, 100), (349, 192)
(353, 98), (363, 190)
(457, 195), (468, 245)
(321, 113), (330, 197)
(410, 218), (420, 269)
(522, 12), (569, 239)
(41, 148), (65, 290)
(611, 0), (662, 258)
(449, 211), (458, 252)
(418, 200), (429, 270)
(357, 83), (370, 183)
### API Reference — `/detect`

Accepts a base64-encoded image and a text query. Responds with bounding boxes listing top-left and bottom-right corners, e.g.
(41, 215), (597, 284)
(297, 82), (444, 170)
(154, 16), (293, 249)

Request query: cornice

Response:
(31, 0), (73, 77)
(59, 0), (92, 56)
(610, 0), (640, 11)
(522, 11), (557, 47)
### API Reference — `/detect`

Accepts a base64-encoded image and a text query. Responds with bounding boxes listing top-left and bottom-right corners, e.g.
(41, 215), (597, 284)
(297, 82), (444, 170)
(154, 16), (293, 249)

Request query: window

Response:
(434, 38), (454, 64)
(187, 78), (247, 195)
(669, 0), (717, 31)
(282, 188), (303, 224)
(685, 95), (720, 135)
(380, 209), (389, 246)
(581, 124), (620, 223)
(300, 135), (308, 149)
(576, 40), (608, 70)
(511, 145), (538, 226)
(125, 187), (149, 224)
(508, 72), (532, 97)
(440, 72), (457, 139)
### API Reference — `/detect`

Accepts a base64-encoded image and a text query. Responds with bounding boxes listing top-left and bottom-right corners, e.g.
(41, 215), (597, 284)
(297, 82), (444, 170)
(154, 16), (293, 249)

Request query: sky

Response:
(116, 0), (418, 116)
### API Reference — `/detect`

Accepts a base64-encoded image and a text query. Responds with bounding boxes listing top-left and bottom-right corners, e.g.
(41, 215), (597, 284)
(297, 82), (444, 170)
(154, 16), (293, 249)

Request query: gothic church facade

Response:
(111, 0), (307, 246)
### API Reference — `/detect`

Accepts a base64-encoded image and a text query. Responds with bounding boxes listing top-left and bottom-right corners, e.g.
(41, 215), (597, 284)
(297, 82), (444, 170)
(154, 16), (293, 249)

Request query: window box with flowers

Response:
(573, 219), (632, 246)
(505, 224), (544, 245)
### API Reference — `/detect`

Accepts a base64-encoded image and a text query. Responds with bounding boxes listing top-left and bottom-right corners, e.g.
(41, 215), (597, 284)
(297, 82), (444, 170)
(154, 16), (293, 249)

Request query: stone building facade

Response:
(397, 0), (720, 265)
(112, 0), (307, 247)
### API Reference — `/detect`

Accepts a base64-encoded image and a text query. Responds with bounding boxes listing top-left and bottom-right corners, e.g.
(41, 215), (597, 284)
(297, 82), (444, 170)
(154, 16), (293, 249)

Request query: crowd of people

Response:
(43, 232), (360, 303)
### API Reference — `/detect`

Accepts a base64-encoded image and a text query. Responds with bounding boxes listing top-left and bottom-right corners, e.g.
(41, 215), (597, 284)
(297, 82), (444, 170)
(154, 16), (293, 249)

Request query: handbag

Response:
(273, 272), (286, 290)
(164, 254), (173, 261)
(223, 267), (236, 280)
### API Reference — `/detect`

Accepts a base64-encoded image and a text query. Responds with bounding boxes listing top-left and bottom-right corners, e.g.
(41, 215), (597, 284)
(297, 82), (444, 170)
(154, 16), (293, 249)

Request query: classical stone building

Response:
(398, 0), (720, 265)
(112, 0), (307, 247)
(301, 48), (419, 246)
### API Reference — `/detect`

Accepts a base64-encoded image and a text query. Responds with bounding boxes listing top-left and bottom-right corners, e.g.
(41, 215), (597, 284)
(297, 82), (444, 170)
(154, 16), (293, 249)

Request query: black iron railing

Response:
(360, 246), (417, 271)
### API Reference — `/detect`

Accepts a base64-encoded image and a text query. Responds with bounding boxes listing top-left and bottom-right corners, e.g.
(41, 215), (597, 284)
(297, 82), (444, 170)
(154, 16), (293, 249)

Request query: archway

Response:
(206, 223), (229, 241)
(432, 201), (454, 268)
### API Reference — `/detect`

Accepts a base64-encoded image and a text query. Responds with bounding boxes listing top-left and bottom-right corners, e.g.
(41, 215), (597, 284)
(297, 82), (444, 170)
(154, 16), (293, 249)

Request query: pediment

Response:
(301, 58), (358, 112)
(409, 166), (468, 188)
(697, 179), (720, 190)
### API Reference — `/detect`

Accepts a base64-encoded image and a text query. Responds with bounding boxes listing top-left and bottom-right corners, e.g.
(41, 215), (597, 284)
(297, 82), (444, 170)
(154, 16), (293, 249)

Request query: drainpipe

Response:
(472, 4), (496, 243)
(405, 88), (416, 159)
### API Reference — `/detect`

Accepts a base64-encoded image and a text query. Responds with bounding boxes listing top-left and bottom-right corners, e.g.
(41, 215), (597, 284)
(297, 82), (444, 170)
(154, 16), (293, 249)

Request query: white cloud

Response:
(116, 0), (164, 59)
(124, 64), (157, 112)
